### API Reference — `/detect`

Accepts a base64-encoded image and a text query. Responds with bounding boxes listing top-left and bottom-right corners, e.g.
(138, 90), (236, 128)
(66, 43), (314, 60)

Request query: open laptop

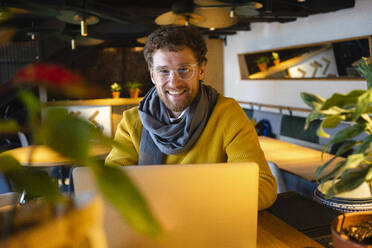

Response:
(72, 162), (259, 248)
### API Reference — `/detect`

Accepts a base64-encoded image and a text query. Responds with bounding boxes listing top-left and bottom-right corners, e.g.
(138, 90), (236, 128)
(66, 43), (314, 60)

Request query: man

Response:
(105, 25), (277, 210)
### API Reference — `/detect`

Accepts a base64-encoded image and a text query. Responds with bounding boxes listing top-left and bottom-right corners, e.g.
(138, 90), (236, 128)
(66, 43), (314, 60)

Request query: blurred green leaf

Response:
(300, 92), (324, 110)
(326, 166), (369, 198)
(321, 90), (364, 110)
(338, 153), (366, 178)
(304, 111), (324, 130)
(0, 120), (20, 133)
(315, 140), (357, 180)
(90, 161), (162, 237)
(318, 160), (346, 184)
(355, 135), (372, 154)
(358, 57), (372, 89)
(18, 90), (40, 122)
(0, 155), (63, 203)
(353, 89), (372, 121)
(322, 115), (345, 129)
(38, 108), (92, 162)
(329, 124), (365, 146)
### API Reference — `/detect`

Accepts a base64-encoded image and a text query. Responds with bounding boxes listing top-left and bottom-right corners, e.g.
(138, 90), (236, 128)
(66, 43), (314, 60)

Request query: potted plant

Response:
(301, 57), (372, 247)
(125, 81), (142, 98)
(272, 52), (280, 66)
(255, 56), (270, 72)
(110, 82), (122, 98)
(0, 63), (161, 246)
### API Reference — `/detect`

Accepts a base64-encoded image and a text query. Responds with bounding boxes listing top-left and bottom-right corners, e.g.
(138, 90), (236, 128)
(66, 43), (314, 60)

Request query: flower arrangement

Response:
(301, 57), (372, 198)
(0, 63), (160, 237)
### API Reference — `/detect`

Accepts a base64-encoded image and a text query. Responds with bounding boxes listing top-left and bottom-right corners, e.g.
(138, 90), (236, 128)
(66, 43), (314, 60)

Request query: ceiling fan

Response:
(155, 0), (262, 29)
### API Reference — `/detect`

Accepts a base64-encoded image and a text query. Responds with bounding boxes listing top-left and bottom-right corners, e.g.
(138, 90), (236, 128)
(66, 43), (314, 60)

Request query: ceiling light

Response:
(298, 0), (306, 2)
(209, 27), (215, 31)
(230, 8), (235, 18)
(80, 17), (88, 36)
(71, 39), (76, 50)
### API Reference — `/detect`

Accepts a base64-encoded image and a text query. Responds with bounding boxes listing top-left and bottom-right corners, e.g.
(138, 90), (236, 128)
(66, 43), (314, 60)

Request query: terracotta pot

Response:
(258, 63), (268, 72)
(129, 88), (139, 98)
(273, 59), (280, 66)
(331, 211), (372, 248)
(0, 195), (106, 248)
(112, 91), (120, 98)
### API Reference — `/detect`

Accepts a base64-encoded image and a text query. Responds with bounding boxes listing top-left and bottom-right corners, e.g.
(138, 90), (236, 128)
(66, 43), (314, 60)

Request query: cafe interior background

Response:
(0, 0), (372, 246)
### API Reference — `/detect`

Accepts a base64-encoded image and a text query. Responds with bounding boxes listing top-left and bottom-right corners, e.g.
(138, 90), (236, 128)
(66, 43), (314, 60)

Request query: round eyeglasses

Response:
(152, 63), (198, 82)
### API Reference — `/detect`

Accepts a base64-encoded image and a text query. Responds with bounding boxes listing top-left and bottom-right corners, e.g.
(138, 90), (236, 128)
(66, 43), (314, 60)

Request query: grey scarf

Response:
(138, 83), (218, 165)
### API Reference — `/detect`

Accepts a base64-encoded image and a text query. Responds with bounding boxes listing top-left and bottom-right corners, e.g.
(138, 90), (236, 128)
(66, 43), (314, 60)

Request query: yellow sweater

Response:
(105, 95), (277, 210)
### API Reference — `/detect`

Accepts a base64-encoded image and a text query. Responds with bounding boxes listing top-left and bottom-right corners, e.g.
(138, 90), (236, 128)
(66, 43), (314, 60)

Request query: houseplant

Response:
(125, 81), (142, 98)
(255, 56), (270, 72)
(0, 63), (161, 246)
(110, 82), (122, 98)
(301, 57), (372, 246)
(272, 52), (280, 66)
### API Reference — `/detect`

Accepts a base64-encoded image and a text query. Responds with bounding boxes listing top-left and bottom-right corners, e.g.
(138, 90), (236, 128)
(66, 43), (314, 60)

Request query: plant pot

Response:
(0, 194), (106, 248)
(331, 211), (372, 247)
(257, 63), (268, 72)
(273, 59), (280, 66)
(129, 88), (140, 98)
(112, 91), (120, 99)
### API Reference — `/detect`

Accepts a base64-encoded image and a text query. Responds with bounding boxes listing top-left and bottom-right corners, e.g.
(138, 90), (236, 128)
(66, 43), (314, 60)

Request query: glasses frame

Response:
(152, 63), (199, 83)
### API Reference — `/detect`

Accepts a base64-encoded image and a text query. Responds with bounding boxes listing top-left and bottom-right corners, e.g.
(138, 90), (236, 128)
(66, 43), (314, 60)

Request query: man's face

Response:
(150, 47), (205, 118)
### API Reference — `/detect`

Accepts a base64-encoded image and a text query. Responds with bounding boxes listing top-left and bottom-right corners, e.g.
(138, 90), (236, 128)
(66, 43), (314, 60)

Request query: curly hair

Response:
(144, 25), (207, 69)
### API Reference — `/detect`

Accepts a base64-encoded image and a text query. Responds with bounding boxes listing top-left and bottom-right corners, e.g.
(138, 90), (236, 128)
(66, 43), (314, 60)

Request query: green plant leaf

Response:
(321, 90), (365, 110)
(329, 124), (365, 146)
(0, 155), (63, 203)
(0, 119), (20, 133)
(90, 161), (162, 237)
(355, 135), (372, 154)
(322, 115), (346, 129)
(318, 160), (346, 184)
(38, 108), (93, 162)
(353, 89), (372, 121)
(325, 166), (370, 198)
(315, 140), (357, 180)
(358, 57), (372, 89)
(304, 111), (324, 130)
(300, 92), (324, 110)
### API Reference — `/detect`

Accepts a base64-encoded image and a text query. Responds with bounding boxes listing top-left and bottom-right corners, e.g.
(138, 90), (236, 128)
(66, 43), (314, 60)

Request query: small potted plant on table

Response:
(255, 56), (270, 72)
(125, 81), (142, 98)
(110, 82), (122, 98)
(272, 52), (280, 66)
(301, 57), (372, 247)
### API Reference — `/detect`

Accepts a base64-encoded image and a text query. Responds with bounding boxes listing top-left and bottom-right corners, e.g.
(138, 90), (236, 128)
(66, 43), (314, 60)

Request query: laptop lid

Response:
(72, 162), (259, 248)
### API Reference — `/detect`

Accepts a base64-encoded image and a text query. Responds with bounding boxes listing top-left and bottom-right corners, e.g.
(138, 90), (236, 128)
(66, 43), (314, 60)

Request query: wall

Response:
(205, 39), (224, 94)
(224, 0), (372, 110)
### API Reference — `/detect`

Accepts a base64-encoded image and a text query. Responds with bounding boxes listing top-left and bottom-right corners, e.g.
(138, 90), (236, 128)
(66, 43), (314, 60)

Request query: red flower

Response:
(12, 63), (101, 97)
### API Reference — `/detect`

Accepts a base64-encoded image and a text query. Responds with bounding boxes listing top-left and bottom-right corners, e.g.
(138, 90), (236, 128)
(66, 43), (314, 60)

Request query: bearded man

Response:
(105, 25), (277, 210)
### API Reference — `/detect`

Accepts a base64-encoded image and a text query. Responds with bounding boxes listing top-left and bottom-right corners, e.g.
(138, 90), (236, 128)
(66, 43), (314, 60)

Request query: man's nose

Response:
(168, 70), (181, 84)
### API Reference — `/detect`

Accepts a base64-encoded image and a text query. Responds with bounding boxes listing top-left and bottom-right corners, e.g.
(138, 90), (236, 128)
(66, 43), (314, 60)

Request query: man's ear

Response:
(198, 61), (206, 81)
(150, 70), (155, 84)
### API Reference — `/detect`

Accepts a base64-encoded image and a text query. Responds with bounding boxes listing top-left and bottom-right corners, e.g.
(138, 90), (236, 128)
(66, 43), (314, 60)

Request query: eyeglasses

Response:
(152, 63), (198, 82)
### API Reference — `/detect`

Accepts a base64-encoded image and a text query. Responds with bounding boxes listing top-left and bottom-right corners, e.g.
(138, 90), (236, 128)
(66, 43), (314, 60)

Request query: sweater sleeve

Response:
(223, 100), (277, 210)
(105, 107), (141, 166)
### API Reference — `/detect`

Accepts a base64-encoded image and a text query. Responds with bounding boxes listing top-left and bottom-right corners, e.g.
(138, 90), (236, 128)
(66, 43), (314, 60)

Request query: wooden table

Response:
(1, 144), (111, 167)
(258, 211), (324, 247)
(258, 136), (344, 181)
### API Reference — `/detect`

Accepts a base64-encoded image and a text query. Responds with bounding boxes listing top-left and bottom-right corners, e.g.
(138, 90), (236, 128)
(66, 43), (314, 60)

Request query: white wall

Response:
(224, 0), (372, 109)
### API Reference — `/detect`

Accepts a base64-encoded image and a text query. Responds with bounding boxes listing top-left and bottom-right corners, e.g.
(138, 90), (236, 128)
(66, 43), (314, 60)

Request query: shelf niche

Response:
(238, 36), (371, 80)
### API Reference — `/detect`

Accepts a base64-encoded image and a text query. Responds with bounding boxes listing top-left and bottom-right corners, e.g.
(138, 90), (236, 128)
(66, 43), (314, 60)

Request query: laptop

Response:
(72, 162), (259, 248)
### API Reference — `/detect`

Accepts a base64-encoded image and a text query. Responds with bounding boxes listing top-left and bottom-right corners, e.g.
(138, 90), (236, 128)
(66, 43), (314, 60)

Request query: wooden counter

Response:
(259, 136), (344, 181)
(258, 211), (323, 247)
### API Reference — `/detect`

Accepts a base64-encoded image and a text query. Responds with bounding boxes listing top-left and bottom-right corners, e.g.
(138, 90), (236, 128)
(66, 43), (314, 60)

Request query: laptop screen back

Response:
(73, 162), (259, 248)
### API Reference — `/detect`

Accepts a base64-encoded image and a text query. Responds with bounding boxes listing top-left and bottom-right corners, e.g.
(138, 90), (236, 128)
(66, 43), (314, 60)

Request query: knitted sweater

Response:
(105, 94), (277, 210)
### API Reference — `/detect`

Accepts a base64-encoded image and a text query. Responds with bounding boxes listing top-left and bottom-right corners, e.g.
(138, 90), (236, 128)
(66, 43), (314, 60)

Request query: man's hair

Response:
(144, 25), (207, 69)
